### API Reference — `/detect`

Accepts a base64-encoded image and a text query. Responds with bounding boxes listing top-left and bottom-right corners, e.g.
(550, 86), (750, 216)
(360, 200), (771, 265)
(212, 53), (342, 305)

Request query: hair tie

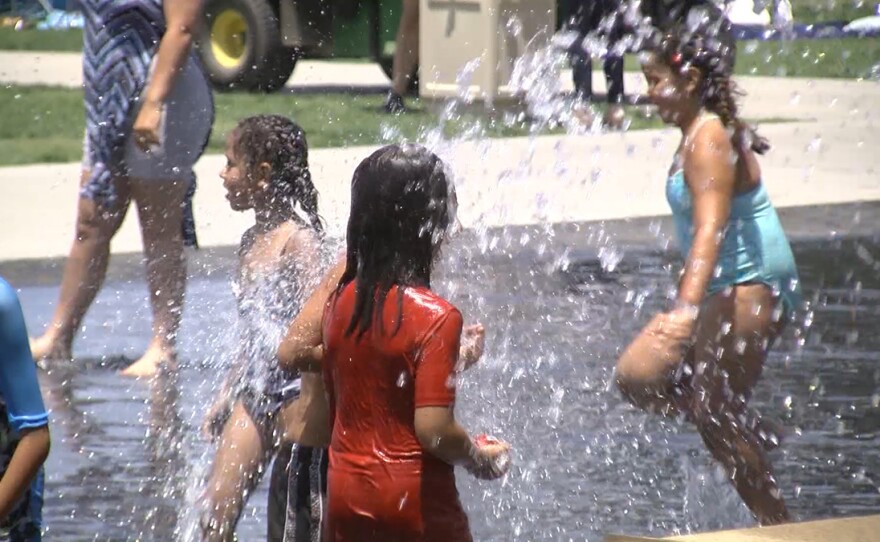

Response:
(671, 52), (683, 66)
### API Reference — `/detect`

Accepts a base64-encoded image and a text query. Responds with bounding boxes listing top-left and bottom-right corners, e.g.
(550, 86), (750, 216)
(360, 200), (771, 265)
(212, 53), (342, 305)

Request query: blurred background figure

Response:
(384, 0), (419, 113)
(564, 0), (626, 128)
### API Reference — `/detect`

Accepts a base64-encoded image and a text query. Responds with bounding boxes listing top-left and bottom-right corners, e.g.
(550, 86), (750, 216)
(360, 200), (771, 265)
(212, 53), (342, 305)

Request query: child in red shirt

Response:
(320, 144), (510, 541)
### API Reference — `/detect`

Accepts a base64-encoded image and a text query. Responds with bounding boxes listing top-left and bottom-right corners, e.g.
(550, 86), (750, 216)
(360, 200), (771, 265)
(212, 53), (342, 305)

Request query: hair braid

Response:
(234, 114), (325, 233)
(655, 5), (770, 154)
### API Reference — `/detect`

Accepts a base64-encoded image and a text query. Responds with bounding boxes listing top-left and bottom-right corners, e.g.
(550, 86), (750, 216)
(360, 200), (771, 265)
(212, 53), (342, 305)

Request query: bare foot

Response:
(29, 332), (72, 363)
(572, 103), (595, 126)
(121, 341), (178, 378)
(603, 104), (626, 130)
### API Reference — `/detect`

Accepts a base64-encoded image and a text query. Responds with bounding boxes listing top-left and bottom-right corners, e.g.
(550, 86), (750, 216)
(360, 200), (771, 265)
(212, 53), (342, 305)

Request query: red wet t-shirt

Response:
(321, 282), (472, 542)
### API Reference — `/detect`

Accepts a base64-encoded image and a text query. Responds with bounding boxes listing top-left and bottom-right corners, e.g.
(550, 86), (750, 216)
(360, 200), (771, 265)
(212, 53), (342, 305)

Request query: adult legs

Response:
(385, 0), (420, 113)
(120, 178), (187, 377)
(30, 170), (131, 361)
(602, 54), (625, 127)
(604, 55), (624, 104)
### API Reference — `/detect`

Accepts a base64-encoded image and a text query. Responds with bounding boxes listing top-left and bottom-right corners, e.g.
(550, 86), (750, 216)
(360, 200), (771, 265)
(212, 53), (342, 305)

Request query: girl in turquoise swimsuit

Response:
(615, 7), (800, 526)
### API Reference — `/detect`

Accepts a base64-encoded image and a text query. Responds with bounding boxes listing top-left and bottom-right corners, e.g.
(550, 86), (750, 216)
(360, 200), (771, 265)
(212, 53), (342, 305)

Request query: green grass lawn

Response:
(0, 85), (663, 166)
(2, 4), (876, 83)
(0, 27), (82, 51)
(0, 0), (875, 53)
(622, 36), (878, 79)
(736, 37), (880, 78)
(790, 0), (877, 23)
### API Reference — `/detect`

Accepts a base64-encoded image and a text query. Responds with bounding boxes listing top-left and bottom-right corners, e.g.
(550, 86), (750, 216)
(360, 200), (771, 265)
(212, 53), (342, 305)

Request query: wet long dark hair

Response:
(337, 144), (455, 337)
(651, 5), (770, 154)
(233, 114), (324, 233)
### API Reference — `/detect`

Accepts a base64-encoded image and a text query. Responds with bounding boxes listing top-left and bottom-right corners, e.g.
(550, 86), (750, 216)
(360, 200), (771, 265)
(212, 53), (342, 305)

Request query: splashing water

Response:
(10, 1), (880, 539)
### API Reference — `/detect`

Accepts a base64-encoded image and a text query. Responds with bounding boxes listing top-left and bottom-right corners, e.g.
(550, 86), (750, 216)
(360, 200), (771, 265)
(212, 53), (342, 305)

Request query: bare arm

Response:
(133, 0), (205, 149)
(456, 323), (485, 372)
(277, 255), (345, 373)
(677, 123), (735, 308)
(0, 426), (50, 519)
(415, 406), (478, 466)
(413, 311), (509, 479)
(146, 0), (204, 106)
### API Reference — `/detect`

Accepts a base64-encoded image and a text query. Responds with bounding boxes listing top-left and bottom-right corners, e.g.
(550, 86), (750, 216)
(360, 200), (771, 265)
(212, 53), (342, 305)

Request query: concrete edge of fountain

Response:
(606, 512), (880, 541)
(2, 200), (877, 288)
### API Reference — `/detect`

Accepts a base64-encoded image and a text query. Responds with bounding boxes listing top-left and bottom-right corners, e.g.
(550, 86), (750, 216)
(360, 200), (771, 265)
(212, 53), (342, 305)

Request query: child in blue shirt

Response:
(0, 277), (51, 541)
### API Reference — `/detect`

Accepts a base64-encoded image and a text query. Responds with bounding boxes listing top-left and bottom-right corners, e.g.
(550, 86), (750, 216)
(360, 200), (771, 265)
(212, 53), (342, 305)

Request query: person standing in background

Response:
(384, 0), (419, 114)
(565, 0), (627, 128)
(30, 0), (214, 377)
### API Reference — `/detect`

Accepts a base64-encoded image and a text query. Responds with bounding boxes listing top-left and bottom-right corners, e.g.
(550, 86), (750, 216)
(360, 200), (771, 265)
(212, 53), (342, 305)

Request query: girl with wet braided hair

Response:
(614, 6), (801, 526)
(233, 114), (324, 235)
(200, 115), (330, 541)
(655, 6), (770, 153)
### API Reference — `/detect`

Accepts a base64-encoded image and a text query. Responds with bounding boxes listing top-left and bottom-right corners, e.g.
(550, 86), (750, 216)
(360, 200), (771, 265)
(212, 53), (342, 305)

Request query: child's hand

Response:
(649, 305), (697, 347)
(663, 303), (699, 341)
(467, 435), (511, 480)
(458, 324), (485, 372)
(201, 398), (232, 441)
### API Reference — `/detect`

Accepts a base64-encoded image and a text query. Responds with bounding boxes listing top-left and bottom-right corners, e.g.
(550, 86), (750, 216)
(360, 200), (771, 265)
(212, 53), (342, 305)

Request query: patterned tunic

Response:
(80, 0), (204, 245)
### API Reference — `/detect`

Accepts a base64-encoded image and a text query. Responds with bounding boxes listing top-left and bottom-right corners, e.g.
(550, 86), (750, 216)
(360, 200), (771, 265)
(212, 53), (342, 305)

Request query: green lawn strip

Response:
(736, 37), (880, 79)
(0, 85), (664, 166)
(623, 37), (878, 79)
(1, 0), (874, 53)
(0, 27), (82, 51)
(789, 0), (877, 24)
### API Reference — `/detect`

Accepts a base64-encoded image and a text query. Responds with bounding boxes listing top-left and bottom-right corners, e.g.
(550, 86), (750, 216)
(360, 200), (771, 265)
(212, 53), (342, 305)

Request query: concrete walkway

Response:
(0, 51), (394, 90)
(0, 51), (878, 262)
(1, 50), (877, 123)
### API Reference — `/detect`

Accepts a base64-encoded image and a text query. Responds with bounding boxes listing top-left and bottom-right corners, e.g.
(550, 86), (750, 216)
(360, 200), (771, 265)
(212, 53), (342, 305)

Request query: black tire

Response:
(197, 0), (297, 92)
(253, 45), (299, 93)
(378, 56), (419, 95)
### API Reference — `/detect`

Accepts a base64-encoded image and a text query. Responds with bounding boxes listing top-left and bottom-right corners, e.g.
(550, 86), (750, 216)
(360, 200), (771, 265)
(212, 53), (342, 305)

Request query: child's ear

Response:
(256, 162), (273, 186)
(684, 66), (702, 95)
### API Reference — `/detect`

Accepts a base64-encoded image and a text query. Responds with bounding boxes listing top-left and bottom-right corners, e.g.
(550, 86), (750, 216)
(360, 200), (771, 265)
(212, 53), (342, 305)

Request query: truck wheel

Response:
(379, 57), (419, 95)
(197, 0), (297, 92)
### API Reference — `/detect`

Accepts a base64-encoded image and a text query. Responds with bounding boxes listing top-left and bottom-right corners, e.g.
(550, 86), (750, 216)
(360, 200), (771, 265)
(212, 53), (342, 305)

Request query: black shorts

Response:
(268, 444), (329, 542)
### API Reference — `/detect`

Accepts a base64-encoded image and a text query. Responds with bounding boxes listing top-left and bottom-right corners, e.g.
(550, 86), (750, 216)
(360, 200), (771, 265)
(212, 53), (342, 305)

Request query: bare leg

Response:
(615, 312), (692, 416)
(615, 285), (790, 524)
(201, 402), (275, 542)
(30, 170), (131, 361)
(386, 0), (419, 111)
(120, 179), (187, 377)
(690, 286), (790, 525)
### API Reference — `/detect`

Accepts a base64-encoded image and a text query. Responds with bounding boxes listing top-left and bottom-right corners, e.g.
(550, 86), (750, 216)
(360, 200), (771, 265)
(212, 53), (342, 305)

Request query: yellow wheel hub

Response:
(210, 9), (248, 69)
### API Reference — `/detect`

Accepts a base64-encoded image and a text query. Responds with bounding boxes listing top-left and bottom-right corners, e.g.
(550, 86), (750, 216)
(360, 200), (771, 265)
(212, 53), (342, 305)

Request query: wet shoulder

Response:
(278, 221), (319, 253)
(683, 118), (733, 171)
(402, 287), (458, 322)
